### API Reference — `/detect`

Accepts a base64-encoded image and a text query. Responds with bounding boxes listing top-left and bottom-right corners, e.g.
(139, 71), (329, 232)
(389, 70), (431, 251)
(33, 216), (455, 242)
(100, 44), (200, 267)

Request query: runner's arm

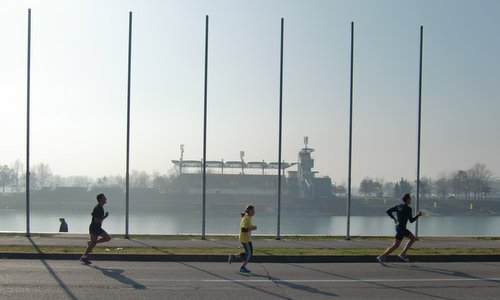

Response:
(386, 206), (398, 222)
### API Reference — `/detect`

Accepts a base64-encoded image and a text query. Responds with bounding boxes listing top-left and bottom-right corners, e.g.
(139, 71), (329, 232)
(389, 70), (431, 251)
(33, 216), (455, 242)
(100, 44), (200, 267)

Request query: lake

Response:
(1, 208), (499, 236)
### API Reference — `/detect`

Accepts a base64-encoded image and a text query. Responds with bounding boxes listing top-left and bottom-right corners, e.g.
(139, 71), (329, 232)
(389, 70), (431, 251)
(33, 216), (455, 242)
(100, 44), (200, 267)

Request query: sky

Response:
(1, 0), (499, 186)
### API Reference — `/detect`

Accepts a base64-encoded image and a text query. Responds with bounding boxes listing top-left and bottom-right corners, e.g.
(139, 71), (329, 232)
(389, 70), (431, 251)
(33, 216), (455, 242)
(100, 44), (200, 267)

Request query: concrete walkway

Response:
(0, 234), (498, 263)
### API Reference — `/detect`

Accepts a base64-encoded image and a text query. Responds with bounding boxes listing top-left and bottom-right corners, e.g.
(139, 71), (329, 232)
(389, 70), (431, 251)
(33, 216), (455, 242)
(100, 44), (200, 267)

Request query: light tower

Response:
(298, 136), (315, 198)
(240, 151), (245, 174)
(179, 144), (185, 174)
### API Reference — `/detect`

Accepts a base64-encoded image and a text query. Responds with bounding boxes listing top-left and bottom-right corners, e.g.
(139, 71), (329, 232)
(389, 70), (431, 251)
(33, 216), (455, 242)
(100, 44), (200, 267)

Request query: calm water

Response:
(1, 208), (499, 236)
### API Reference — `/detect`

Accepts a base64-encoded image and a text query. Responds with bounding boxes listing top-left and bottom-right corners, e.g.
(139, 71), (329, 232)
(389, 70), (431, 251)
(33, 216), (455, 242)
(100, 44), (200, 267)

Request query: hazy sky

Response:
(1, 0), (499, 186)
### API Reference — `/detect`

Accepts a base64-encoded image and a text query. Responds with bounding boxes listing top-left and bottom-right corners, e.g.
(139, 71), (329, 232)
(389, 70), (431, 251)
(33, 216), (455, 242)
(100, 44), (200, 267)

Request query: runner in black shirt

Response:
(80, 193), (111, 264)
(377, 193), (421, 264)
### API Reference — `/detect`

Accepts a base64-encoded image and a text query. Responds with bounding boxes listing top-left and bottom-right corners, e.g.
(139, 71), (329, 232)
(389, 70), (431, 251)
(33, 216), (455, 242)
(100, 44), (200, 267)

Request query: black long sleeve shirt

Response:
(386, 203), (419, 229)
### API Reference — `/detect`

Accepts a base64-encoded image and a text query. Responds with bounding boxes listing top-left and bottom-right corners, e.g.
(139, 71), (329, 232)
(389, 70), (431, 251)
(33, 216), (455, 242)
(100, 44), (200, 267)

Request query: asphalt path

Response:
(1, 260), (499, 299)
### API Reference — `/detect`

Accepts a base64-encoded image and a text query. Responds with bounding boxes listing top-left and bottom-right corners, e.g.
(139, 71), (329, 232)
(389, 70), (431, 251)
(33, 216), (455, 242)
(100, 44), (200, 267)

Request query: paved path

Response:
(0, 234), (498, 262)
(1, 234), (498, 249)
(2, 260), (500, 299)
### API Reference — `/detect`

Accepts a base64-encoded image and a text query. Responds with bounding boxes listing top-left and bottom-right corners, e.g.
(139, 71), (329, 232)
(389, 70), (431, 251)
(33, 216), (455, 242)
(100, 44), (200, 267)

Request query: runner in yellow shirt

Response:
(228, 205), (257, 273)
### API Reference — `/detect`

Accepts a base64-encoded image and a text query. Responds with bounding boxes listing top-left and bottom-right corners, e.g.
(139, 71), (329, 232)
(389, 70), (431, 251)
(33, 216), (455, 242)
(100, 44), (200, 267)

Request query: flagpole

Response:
(415, 25), (424, 238)
(125, 11), (133, 239)
(276, 18), (284, 240)
(346, 21), (354, 240)
(26, 8), (32, 237)
(202, 15), (209, 240)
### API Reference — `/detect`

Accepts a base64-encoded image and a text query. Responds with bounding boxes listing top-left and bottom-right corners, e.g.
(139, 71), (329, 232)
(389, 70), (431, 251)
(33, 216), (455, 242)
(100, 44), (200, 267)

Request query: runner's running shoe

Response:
(398, 254), (410, 262)
(80, 256), (92, 265)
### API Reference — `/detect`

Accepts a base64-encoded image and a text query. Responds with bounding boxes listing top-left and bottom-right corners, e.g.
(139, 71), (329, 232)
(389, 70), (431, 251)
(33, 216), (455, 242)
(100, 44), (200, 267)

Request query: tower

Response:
(298, 136), (315, 198)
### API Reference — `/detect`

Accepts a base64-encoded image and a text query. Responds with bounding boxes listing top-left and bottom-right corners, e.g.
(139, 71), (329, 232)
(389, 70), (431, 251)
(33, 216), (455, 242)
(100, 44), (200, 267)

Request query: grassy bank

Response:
(1, 245), (499, 255)
(1, 233), (498, 256)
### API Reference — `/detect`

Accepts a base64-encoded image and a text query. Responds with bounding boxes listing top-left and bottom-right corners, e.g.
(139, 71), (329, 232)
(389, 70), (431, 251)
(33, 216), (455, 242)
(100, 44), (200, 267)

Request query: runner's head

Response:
(96, 193), (107, 204)
(402, 193), (411, 204)
(241, 204), (255, 217)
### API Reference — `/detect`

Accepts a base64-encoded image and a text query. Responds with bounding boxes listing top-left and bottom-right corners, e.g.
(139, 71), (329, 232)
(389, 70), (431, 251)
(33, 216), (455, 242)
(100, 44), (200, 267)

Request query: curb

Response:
(2, 253), (500, 263)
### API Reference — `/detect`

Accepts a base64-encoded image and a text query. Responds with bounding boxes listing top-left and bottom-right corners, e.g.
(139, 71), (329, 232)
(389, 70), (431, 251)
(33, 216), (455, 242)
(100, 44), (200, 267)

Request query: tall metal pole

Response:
(202, 15), (209, 240)
(276, 18), (284, 240)
(125, 11), (133, 239)
(415, 26), (424, 238)
(346, 22), (354, 240)
(26, 8), (31, 237)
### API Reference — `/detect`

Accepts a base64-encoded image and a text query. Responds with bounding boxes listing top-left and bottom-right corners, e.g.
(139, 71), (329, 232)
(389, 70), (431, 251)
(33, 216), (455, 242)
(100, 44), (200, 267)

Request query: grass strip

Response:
(1, 233), (499, 241)
(1, 245), (499, 256)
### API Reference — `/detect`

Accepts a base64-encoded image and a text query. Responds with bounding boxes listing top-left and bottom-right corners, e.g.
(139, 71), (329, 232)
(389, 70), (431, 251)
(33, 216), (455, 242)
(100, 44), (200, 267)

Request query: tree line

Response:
(332, 162), (495, 200)
(0, 159), (175, 193)
(0, 160), (496, 200)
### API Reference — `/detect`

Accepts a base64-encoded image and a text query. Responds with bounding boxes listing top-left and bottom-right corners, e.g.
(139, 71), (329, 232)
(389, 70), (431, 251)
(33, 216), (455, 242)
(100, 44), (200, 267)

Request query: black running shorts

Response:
(89, 223), (104, 236)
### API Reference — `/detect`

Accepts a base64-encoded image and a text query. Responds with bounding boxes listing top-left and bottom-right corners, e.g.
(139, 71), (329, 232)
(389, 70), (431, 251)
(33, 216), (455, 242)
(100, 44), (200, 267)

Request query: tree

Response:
(467, 163), (493, 199)
(10, 159), (23, 192)
(418, 177), (432, 198)
(152, 172), (169, 191)
(331, 182), (346, 196)
(108, 175), (125, 187)
(51, 175), (64, 187)
(383, 182), (395, 197)
(35, 163), (52, 189)
(76, 176), (91, 188)
(131, 170), (150, 188)
(451, 170), (468, 200)
(96, 176), (109, 186)
(28, 167), (39, 190)
(373, 178), (384, 197)
(393, 177), (412, 198)
(0, 165), (15, 192)
(359, 177), (374, 197)
(434, 173), (449, 199)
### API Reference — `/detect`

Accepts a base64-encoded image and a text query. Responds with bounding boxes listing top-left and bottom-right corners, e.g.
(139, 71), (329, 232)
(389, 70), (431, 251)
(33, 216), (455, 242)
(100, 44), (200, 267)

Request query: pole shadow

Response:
(177, 261), (294, 300)
(27, 237), (78, 300)
(387, 263), (500, 285)
(288, 263), (454, 300)
(128, 239), (173, 254)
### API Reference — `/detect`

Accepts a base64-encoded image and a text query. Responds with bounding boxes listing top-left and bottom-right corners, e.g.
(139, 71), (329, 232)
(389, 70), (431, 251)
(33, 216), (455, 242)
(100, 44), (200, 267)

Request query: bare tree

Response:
(96, 176), (109, 186)
(131, 170), (150, 188)
(419, 176), (433, 198)
(108, 175), (125, 187)
(332, 182), (347, 196)
(468, 163), (493, 199)
(152, 171), (169, 191)
(35, 163), (52, 189)
(374, 178), (384, 197)
(359, 177), (374, 197)
(51, 175), (64, 188)
(10, 159), (23, 192)
(0, 165), (14, 192)
(383, 182), (395, 197)
(73, 176), (91, 188)
(434, 173), (449, 199)
(393, 178), (412, 197)
(28, 167), (39, 190)
(450, 170), (469, 200)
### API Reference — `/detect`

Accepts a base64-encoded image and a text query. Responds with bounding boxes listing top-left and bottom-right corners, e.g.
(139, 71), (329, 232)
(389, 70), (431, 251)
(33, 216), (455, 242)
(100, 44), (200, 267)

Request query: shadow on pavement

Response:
(90, 265), (146, 290)
(28, 237), (78, 300)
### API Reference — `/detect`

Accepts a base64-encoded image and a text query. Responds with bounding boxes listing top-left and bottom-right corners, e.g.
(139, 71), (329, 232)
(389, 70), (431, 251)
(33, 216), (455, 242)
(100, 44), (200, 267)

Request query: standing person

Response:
(80, 193), (111, 265)
(58, 218), (68, 232)
(228, 205), (257, 273)
(377, 193), (422, 265)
